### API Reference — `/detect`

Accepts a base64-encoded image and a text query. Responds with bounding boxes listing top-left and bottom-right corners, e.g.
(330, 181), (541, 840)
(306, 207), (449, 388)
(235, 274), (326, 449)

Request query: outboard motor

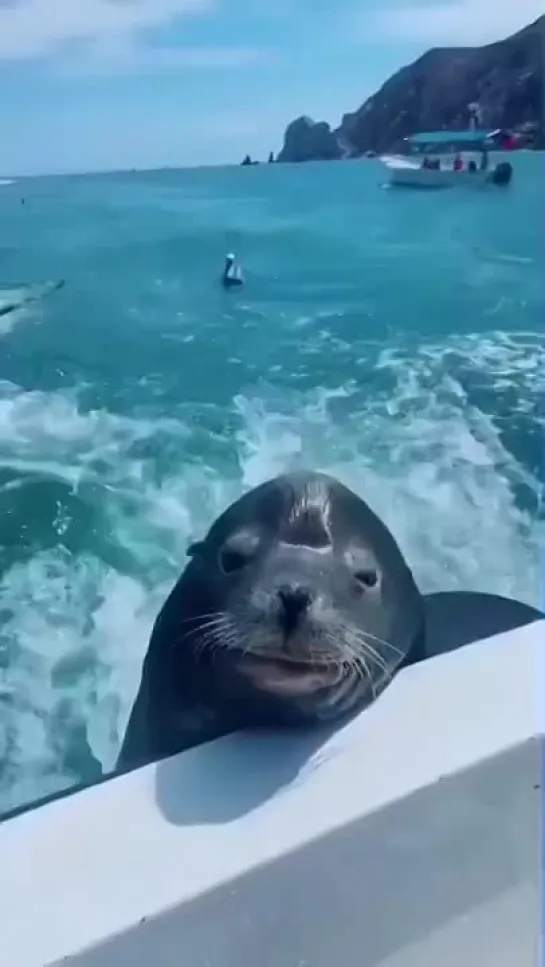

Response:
(490, 161), (513, 186)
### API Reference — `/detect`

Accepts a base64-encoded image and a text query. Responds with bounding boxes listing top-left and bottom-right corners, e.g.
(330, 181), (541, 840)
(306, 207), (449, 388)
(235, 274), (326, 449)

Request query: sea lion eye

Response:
(355, 569), (378, 589)
(220, 548), (249, 574)
(218, 530), (260, 575)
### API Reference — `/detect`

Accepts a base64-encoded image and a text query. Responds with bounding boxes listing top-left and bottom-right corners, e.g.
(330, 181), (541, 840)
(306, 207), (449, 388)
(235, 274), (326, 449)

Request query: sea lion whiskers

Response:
(326, 623), (402, 695)
(181, 612), (238, 658)
(177, 613), (229, 641)
(351, 628), (405, 669)
(326, 630), (374, 688)
(347, 628), (401, 678)
(171, 611), (227, 648)
(323, 624), (376, 675)
(176, 611), (229, 629)
(336, 641), (380, 699)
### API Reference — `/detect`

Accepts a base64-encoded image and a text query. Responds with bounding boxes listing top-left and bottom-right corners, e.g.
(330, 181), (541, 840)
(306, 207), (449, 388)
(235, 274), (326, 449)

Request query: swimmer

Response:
(222, 253), (244, 289)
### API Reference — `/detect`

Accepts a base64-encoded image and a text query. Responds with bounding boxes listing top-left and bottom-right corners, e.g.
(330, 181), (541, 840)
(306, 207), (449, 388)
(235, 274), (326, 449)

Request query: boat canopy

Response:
(404, 129), (501, 150)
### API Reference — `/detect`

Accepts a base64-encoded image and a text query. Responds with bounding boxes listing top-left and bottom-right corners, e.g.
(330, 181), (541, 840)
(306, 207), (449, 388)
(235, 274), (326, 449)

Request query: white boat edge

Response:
(1, 619), (542, 967)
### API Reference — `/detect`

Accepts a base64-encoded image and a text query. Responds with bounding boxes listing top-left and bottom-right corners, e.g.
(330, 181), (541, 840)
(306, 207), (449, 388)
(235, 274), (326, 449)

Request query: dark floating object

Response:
(490, 161), (514, 185)
(0, 278), (65, 319)
(240, 151), (275, 165)
(221, 253), (244, 289)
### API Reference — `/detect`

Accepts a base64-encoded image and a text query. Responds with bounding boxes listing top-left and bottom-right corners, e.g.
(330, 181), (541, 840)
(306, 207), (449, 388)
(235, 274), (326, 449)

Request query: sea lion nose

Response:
(277, 584), (312, 632)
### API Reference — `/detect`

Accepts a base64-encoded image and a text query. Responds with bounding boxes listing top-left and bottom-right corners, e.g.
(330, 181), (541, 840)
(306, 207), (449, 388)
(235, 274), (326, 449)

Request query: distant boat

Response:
(381, 129), (514, 190)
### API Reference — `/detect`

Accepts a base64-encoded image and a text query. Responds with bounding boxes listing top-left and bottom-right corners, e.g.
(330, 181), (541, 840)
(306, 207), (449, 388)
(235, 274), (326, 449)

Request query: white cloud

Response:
(54, 37), (271, 75)
(0, 0), (215, 61)
(364, 0), (543, 47)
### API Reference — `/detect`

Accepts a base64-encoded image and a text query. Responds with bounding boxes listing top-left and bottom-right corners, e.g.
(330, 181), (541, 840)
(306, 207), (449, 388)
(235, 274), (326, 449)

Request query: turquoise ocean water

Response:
(0, 156), (543, 815)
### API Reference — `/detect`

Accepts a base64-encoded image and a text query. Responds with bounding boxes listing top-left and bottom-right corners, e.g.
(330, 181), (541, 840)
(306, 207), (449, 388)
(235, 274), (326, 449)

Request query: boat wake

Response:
(0, 326), (541, 817)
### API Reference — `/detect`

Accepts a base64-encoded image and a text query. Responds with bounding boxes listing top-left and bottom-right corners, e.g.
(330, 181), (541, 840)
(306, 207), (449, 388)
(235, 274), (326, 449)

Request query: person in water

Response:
(222, 253), (244, 289)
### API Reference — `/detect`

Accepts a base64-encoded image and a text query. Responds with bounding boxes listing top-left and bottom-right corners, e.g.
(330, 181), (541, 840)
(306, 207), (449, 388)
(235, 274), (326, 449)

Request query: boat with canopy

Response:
(381, 129), (514, 189)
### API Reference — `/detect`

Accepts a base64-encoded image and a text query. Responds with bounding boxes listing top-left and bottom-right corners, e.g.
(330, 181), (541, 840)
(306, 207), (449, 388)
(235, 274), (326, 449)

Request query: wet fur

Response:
(118, 472), (425, 772)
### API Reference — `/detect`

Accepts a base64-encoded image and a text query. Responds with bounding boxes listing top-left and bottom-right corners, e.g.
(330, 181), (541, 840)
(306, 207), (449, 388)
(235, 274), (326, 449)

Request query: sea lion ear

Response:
(186, 540), (205, 558)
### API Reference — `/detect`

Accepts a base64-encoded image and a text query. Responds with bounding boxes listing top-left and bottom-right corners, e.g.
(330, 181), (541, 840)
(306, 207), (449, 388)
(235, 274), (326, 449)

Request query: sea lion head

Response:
(182, 471), (424, 724)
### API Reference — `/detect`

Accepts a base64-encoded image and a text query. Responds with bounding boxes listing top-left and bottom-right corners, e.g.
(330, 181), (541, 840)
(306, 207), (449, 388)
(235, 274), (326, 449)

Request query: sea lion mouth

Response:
(238, 653), (344, 696)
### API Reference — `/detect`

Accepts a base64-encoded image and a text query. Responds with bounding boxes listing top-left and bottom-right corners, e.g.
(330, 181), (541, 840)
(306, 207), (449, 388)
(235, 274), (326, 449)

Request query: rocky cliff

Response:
(277, 16), (544, 161)
(276, 116), (342, 162)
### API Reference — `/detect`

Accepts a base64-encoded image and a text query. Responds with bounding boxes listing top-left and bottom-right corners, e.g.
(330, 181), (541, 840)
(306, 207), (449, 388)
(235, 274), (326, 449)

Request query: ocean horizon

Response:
(3, 147), (544, 182)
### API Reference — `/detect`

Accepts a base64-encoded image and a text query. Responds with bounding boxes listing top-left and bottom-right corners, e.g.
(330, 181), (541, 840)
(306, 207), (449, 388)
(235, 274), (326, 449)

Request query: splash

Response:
(0, 326), (541, 814)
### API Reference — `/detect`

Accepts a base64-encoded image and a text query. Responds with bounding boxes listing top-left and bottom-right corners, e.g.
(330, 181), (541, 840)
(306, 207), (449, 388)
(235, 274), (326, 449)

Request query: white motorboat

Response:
(381, 129), (514, 190)
(0, 608), (541, 967)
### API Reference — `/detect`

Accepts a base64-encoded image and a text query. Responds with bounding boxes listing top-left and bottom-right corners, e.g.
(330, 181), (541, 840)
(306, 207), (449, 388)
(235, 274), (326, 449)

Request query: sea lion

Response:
(118, 470), (544, 774)
(117, 470), (426, 772)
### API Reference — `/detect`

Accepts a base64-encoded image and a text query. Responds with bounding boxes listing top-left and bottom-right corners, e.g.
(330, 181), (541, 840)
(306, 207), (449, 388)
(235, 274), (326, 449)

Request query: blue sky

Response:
(0, 0), (540, 175)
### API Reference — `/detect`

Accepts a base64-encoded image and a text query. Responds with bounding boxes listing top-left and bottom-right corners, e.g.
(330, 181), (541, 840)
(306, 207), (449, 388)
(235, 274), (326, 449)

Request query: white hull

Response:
(0, 617), (541, 967)
(381, 155), (491, 189)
